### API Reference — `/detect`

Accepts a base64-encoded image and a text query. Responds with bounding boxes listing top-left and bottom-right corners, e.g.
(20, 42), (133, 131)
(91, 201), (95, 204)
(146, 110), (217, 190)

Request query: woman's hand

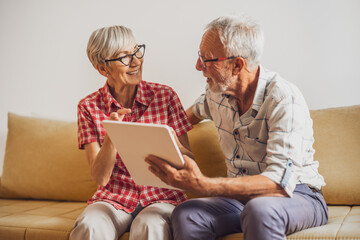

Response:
(109, 108), (131, 121)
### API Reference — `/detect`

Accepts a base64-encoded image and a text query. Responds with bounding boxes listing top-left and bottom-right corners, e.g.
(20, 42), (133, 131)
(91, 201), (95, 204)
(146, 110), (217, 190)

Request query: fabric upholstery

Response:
(310, 105), (360, 205)
(185, 120), (227, 198)
(0, 113), (97, 201)
(0, 199), (86, 240)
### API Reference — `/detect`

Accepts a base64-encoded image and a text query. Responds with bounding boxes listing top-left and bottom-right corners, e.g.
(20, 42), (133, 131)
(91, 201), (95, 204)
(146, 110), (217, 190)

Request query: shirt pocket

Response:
(235, 160), (268, 175)
(244, 136), (267, 163)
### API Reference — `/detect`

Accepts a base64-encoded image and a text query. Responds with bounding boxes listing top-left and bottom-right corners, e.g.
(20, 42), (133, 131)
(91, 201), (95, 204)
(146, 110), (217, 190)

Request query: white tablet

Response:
(102, 120), (184, 189)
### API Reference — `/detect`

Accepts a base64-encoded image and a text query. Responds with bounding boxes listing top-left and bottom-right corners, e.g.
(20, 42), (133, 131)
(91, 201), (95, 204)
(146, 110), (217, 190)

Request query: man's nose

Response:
(196, 58), (204, 71)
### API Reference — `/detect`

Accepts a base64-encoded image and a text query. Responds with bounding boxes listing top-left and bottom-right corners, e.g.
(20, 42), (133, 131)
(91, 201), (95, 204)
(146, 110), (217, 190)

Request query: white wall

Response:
(1, 0), (360, 175)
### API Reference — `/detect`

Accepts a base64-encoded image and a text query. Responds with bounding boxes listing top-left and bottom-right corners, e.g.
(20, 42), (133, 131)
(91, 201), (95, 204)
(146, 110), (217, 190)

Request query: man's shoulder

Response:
(264, 73), (302, 104)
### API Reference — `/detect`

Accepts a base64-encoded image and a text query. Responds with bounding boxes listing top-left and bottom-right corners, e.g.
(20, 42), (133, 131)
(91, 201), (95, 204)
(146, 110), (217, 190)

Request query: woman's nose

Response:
(130, 56), (142, 66)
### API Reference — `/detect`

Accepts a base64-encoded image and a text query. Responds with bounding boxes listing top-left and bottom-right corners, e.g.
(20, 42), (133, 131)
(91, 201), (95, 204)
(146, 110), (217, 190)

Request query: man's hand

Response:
(145, 154), (206, 194)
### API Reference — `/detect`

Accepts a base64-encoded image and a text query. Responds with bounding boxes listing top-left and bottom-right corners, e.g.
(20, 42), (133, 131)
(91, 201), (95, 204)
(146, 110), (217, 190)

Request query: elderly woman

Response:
(70, 26), (192, 240)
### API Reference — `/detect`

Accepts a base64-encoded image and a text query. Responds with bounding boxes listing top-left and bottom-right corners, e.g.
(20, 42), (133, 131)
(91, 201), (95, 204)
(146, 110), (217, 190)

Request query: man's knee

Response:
(241, 197), (284, 226)
(172, 198), (228, 240)
(171, 199), (206, 227)
(240, 197), (285, 239)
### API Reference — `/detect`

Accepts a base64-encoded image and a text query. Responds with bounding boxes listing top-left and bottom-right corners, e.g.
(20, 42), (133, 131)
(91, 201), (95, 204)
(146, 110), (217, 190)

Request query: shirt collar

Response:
(251, 65), (268, 112)
(134, 80), (150, 107)
(221, 65), (270, 113)
(100, 80), (150, 115)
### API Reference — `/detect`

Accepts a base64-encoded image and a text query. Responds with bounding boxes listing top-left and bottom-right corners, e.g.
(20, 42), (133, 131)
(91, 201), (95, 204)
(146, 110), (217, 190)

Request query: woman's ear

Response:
(96, 64), (109, 78)
(232, 57), (245, 76)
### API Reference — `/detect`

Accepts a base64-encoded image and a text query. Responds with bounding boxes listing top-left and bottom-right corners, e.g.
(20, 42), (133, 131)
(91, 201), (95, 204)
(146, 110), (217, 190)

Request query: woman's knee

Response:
(71, 202), (131, 240)
(130, 203), (174, 240)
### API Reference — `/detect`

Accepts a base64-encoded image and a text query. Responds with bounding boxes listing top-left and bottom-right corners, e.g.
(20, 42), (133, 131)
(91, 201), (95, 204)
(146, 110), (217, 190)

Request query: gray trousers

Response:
(70, 201), (175, 240)
(171, 184), (328, 240)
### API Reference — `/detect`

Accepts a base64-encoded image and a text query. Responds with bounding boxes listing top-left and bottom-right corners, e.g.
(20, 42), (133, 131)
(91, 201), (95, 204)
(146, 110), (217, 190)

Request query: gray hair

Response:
(205, 14), (264, 70)
(87, 25), (136, 68)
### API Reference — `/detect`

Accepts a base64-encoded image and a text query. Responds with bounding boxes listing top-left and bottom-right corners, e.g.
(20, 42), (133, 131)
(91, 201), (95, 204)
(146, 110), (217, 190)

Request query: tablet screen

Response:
(102, 120), (184, 189)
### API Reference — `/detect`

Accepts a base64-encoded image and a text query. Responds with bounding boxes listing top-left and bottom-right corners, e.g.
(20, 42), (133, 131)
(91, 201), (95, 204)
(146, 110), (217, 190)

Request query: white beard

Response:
(208, 75), (234, 93)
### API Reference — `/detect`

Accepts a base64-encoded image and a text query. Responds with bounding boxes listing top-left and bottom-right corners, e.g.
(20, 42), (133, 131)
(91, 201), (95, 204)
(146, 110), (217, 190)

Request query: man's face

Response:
(196, 29), (234, 93)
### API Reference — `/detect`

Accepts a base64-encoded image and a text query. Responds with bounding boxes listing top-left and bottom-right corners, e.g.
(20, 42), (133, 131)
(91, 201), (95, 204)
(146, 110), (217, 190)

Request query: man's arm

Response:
(145, 134), (287, 202)
(146, 154), (286, 201)
(186, 105), (202, 125)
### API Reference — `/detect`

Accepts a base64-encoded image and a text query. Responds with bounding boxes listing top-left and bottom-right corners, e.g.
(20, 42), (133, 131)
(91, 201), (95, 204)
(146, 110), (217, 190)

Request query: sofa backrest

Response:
(311, 105), (360, 205)
(0, 113), (97, 201)
(1, 105), (359, 205)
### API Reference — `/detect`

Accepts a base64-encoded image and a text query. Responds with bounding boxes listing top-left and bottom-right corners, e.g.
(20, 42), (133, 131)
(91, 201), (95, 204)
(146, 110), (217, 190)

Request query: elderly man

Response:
(145, 15), (328, 240)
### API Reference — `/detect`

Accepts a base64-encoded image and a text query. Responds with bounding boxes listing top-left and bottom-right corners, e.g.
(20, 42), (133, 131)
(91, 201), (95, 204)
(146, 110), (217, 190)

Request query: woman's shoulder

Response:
(78, 87), (104, 108)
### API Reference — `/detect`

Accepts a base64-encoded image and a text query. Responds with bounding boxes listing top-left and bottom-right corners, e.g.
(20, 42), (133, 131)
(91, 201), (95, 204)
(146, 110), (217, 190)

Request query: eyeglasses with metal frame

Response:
(105, 44), (145, 66)
(198, 51), (240, 69)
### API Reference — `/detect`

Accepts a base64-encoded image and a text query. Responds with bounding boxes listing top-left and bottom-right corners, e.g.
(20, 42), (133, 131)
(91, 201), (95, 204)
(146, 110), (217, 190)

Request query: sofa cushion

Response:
(310, 105), (360, 205)
(0, 113), (97, 201)
(186, 120), (227, 198)
(0, 199), (86, 240)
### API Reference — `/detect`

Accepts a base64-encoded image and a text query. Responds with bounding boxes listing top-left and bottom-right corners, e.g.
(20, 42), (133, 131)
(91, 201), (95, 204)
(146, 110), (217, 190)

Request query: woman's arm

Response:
(84, 135), (117, 187)
(84, 108), (131, 187)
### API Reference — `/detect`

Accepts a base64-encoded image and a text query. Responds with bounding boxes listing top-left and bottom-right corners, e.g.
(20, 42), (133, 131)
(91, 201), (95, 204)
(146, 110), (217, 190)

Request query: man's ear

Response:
(232, 57), (246, 76)
(96, 64), (109, 78)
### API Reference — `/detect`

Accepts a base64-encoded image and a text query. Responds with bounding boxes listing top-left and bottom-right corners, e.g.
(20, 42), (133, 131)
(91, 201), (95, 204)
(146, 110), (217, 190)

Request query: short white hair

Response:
(87, 25), (136, 68)
(205, 14), (264, 70)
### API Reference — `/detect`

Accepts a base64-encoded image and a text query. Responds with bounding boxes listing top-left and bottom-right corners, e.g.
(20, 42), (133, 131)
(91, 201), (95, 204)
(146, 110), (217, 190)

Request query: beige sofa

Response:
(0, 105), (359, 240)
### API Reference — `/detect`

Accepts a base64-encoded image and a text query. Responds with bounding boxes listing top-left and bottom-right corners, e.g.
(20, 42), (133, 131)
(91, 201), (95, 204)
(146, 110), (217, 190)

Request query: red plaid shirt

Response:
(77, 80), (192, 213)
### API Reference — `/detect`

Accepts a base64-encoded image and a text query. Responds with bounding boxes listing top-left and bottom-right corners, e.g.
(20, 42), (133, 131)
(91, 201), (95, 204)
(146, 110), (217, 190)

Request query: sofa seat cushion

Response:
(2, 202), (357, 240)
(0, 199), (86, 240)
(337, 206), (360, 239)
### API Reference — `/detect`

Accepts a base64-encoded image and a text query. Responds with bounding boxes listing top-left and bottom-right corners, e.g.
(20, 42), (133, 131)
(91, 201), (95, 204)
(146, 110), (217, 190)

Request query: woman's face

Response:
(105, 44), (144, 87)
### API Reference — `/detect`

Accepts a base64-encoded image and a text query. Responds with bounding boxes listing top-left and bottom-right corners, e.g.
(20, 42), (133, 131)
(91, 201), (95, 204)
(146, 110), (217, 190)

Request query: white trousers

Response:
(70, 201), (175, 240)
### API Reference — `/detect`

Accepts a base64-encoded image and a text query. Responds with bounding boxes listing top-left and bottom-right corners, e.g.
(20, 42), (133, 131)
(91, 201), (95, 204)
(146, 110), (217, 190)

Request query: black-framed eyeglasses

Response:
(198, 51), (239, 69)
(105, 44), (145, 66)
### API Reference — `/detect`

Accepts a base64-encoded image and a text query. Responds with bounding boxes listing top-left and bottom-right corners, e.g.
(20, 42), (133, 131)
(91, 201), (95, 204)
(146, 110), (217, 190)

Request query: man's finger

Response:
(146, 155), (177, 174)
(147, 160), (173, 185)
